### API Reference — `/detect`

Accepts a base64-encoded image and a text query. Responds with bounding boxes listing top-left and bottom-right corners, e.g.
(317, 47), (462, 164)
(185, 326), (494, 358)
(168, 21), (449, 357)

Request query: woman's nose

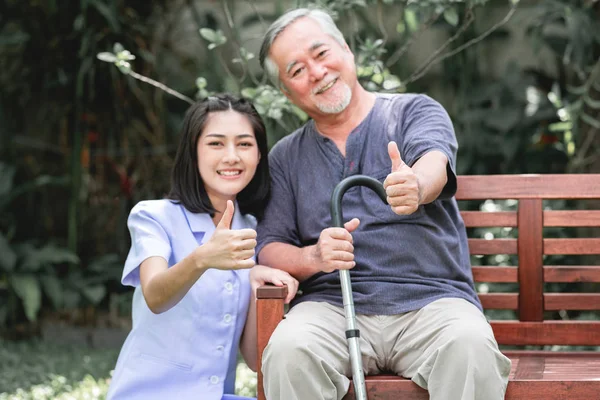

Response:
(223, 145), (241, 163)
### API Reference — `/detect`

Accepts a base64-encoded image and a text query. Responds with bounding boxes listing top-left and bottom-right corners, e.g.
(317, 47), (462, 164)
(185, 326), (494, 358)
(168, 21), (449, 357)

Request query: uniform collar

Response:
(182, 200), (246, 234)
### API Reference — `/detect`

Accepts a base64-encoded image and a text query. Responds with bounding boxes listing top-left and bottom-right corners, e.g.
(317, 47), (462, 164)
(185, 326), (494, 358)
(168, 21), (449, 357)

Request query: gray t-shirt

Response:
(257, 93), (480, 315)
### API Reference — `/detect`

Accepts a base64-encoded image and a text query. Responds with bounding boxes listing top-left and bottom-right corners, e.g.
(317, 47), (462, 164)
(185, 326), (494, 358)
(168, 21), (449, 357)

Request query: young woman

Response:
(107, 94), (298, 400)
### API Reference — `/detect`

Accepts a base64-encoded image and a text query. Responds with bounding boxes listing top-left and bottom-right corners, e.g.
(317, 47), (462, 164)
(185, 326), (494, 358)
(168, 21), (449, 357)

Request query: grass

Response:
(0, 339), (118, 399)
(0, 339), (257, 399)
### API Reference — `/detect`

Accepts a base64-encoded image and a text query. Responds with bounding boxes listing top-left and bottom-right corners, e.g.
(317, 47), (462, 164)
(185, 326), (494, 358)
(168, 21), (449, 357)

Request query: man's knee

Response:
(441, 321), (499, 361)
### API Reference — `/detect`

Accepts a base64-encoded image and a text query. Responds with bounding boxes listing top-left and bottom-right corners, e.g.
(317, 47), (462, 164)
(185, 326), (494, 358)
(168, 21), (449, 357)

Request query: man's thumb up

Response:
(216, 200), (234, 230)
(388, 141), (405, 172)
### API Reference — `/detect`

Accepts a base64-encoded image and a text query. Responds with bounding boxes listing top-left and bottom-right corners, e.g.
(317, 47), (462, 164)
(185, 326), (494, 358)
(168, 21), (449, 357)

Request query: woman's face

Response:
(197, 109), (260, 209)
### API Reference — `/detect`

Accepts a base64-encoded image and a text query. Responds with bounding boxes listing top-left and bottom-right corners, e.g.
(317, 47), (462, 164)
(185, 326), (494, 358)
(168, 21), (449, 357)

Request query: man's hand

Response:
(313, 218), (360, 273)
(383, 141), (420, 215)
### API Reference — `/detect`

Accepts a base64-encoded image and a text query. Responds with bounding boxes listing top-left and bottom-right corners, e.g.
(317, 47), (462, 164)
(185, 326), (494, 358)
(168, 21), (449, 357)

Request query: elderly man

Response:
(255, 8), (511, 400)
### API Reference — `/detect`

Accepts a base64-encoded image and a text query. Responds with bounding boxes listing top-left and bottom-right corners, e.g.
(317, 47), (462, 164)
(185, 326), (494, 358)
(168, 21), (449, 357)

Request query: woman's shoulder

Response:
(129, 199), (183, 223)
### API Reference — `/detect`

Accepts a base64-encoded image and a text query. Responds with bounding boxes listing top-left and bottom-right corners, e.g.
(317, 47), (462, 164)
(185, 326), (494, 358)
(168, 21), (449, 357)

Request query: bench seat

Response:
(343, 351), (600, 399)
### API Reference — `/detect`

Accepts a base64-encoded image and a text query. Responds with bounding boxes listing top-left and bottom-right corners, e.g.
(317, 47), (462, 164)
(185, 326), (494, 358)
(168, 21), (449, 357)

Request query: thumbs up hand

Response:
(195, 200), (257, 271)
(383, 141), (420, 215)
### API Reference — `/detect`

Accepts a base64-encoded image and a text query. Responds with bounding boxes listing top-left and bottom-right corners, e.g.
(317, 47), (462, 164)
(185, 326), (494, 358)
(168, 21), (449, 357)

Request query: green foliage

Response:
(0, 339), (118, 398)
(0, 162), (123, 328)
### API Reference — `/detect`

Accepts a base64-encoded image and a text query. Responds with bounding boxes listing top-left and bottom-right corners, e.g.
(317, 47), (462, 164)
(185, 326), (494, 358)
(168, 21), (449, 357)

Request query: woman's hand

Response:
(195, 200), (257, 271)
(249, 265), (299, 304)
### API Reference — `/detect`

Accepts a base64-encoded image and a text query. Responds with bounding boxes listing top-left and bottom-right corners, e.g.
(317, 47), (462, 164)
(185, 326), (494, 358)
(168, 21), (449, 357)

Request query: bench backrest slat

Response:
(543, 266), (600, 282)
(456, 174), (600, 199)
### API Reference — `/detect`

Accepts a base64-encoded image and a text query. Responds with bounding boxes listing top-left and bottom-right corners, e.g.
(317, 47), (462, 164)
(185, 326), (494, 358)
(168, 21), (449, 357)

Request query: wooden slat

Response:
(468, 239), (517, 254)
(490, 321), (600, 346)
(461, 211), (517, 227)
(472, 266), (518, 282)
(544, 238), (600, 255)
(257, 295), (287, 400)
(544, 266), (600, 282)
(518, 199), (544, 321)
(456, 174), (600, 199)
(343, 376), (428, 400)
(544, 294), (600, 310)
(479, 293), (518, 309)
(504, 380), (600, 399)
(544, 210), (600, 227)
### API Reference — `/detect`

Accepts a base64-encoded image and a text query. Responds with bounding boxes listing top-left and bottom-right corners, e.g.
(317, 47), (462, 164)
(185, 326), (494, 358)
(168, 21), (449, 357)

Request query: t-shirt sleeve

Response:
(399, 94), (458, 199)
(122, 202), (172, 287)
(256, 144), (301, 258)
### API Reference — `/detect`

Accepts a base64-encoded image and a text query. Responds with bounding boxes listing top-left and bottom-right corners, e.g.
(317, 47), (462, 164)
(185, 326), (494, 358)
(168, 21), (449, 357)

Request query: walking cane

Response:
(330, 175), (387, 400)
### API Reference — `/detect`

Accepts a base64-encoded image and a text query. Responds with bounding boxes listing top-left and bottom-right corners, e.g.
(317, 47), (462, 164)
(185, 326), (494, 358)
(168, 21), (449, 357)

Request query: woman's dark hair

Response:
(168, 94), (270, 220)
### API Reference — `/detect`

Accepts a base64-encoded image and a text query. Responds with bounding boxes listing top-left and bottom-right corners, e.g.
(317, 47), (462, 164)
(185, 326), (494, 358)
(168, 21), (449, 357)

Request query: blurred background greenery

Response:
(1, 0), (599, 398)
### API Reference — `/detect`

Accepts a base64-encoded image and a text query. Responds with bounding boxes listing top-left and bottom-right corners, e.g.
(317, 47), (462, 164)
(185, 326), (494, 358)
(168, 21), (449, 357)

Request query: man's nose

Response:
(309, 62), (327, 82)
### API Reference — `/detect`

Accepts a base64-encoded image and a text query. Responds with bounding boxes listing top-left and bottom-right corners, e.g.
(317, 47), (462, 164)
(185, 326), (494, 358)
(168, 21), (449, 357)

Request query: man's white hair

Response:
(259, 8), (346, 90)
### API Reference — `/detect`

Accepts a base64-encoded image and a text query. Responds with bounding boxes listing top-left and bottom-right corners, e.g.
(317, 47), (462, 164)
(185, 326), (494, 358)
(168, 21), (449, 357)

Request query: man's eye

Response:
(292, 67), (304, 78)
(318, 50), (328, 57)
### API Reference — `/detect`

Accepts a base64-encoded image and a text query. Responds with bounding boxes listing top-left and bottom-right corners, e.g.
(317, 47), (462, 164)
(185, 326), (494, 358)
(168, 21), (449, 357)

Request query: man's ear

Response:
(280, 84), (292, 99)
(343, 43), (355, 62)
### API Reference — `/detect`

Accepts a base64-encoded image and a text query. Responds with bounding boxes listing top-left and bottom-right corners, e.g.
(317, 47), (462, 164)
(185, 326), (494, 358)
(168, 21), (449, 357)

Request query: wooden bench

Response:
(256, 174), (600, 400)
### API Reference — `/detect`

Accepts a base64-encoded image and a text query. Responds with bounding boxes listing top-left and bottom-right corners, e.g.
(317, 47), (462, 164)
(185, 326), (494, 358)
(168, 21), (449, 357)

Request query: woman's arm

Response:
(139, 254), (208, 314)
(239, 265), (298, 372)
(140, 201), (257, 314)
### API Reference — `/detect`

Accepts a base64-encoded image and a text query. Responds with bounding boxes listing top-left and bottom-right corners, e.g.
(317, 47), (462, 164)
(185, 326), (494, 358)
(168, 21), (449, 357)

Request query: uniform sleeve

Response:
(122, 202), (172, 287)
(400, 94), (458, 199)
(256, 143), (301, 257)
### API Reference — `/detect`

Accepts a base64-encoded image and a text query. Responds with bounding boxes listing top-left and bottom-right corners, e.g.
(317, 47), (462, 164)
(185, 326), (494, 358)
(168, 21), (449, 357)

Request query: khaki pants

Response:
(262, 298), (511, 400)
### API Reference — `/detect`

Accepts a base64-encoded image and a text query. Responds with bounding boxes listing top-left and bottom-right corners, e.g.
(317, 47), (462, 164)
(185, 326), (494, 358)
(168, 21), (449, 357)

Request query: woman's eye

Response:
(239, 142), (254, 147)
(208, 141), (223, 146)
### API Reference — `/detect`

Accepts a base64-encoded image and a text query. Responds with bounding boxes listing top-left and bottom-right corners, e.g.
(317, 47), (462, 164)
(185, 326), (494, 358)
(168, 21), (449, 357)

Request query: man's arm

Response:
(412, 150), (448, 205)
(258, 217), (360, 282)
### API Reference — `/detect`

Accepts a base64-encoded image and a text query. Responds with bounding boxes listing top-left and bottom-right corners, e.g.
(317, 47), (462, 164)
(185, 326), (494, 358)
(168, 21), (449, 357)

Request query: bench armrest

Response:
(256, 284), (287, 400)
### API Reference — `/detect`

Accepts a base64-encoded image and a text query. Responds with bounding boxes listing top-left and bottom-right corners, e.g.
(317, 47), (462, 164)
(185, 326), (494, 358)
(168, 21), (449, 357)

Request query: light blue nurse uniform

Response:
(107, 199), (256, 400)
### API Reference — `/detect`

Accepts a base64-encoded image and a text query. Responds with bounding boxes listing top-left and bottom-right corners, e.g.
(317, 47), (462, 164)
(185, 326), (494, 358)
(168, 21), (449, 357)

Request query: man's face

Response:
(269, 17), (356, 116)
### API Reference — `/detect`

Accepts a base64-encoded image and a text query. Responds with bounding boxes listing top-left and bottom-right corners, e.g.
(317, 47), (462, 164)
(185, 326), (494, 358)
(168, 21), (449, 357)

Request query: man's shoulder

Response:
(269, 122), (313, 159)
(377, 92), (442, 110)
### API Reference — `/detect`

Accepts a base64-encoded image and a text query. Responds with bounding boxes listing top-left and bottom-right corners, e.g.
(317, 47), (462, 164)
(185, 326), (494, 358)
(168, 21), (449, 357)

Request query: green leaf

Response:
(113, 42), (124, 54)
(0, 233), (16, 272)
(566, 84), (587, 96)
(199, 28), (217, 42)
(41, 275), (63, 309)
(96, 52), (117, 63)
(583, 95), (600, 110)
(443, 8), (459, 27)
(10, 274), (41, 322)
(81, 285), (106, 305)
(580, 112), (600, 129)
(195, 77), (207, 90)
(396, 21), (406, 35)
(21, 244), (79, 272)
(405, 9), (419, 33)
(548, 121), (572, 132)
